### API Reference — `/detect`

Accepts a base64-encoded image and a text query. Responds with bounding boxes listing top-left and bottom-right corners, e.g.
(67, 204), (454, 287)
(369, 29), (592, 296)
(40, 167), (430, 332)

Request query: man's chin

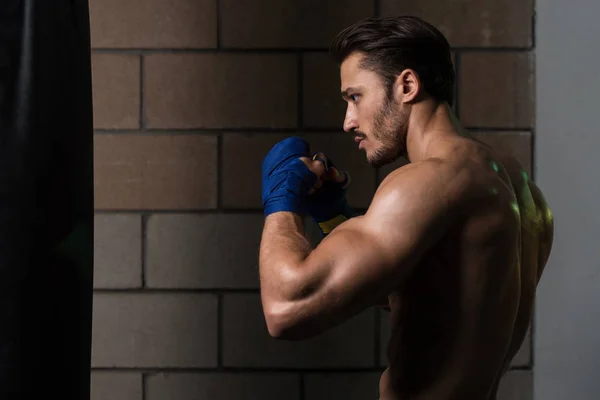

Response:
(367, 151), (404, 169)
(366, 155), (387, 169)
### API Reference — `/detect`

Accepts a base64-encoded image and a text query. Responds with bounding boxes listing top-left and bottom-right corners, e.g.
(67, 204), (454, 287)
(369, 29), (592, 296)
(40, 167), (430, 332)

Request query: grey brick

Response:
(94, 134), (218, 210)
(380, 312), (532, 368)
(303, 52), (346, 128)
(220, 0), (373, 48)
(497, 370), (533, 400)
(90, 0), (217, 49)
(222, 294), (375, 368)
(460, 52), (534, 129)
(146, 373), (300, 400)
(146, 214), (264, 289)
(304, 373), (381, 400)
(92, 293), (218, 367)
(380, 0), (533, 48)
(94, 214), (142, 289)
(91, 54), (140, 129)
(144, 54), (297, 129)
(91, 372), (143, 400)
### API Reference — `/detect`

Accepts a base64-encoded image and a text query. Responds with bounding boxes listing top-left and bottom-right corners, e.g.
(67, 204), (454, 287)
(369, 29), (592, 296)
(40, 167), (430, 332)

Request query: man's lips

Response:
(354, 136), (365, 149)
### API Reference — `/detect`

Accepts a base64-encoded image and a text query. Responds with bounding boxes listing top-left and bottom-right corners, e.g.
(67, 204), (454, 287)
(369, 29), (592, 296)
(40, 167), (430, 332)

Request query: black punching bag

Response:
(0, 0), (94, 398)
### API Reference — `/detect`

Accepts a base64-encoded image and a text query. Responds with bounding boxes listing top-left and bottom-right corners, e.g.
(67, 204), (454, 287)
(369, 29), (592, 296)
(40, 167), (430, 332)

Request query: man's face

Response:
(340, 52), (409, 167)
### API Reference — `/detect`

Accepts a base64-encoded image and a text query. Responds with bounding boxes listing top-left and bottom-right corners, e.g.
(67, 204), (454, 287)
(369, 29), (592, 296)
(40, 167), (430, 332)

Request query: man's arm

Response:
(259, 160), (463, 340)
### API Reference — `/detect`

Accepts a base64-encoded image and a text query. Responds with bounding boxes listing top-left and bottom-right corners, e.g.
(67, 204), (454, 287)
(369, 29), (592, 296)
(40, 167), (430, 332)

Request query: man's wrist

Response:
(263, 198), (304, 217)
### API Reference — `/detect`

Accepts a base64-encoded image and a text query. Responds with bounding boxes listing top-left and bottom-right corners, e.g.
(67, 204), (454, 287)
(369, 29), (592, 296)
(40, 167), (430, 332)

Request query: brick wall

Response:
(89, 1), (536, 399)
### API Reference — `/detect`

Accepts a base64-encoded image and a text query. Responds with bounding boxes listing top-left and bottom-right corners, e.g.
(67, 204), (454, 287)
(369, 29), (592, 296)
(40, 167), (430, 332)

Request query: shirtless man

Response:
(259, 16), (554, 399)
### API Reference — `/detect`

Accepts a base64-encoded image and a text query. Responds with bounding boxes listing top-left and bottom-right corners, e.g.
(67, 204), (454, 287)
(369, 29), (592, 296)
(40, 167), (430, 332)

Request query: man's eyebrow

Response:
(341, 86), (361, 98)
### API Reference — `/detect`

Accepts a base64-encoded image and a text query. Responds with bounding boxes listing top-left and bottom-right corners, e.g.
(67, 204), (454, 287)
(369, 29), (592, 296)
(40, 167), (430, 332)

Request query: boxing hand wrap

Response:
(261, 136), (318, 217)
(305, 156), (356, 237)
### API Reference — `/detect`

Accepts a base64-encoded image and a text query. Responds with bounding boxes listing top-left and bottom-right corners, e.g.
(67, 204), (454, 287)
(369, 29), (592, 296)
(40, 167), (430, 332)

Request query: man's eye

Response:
(350, 94), (359, 102)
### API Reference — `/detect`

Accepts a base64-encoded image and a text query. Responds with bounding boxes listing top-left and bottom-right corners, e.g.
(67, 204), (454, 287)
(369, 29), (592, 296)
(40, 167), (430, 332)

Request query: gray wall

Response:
(535, 0), (600, 398)
(90, 1), (537, 399)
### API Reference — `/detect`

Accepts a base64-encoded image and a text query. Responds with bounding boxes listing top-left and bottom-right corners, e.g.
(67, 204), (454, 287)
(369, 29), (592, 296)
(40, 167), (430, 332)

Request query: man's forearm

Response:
(259, 212), (313, 304)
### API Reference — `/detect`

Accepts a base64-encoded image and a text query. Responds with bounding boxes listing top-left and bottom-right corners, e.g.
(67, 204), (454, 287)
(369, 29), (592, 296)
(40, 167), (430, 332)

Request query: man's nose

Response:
(343, 109), (358, 132)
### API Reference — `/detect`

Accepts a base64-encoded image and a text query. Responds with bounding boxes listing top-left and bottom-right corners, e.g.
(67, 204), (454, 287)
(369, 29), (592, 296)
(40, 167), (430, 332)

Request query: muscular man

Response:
(259, 16), (553, 399)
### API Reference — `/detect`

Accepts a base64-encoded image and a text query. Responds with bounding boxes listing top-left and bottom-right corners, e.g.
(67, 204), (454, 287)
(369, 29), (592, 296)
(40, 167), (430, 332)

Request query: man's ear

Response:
(394, 69), (420, 104)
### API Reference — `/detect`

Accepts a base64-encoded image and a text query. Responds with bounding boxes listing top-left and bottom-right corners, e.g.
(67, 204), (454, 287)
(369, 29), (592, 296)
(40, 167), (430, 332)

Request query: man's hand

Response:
(301, 153), (356, 237)
(261, 136), (318, 217)
(261, 137), (355, 238)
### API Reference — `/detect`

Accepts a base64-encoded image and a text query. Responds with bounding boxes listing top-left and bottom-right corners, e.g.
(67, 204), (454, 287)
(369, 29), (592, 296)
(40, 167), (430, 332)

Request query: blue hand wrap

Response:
(261, 136), (318, 217)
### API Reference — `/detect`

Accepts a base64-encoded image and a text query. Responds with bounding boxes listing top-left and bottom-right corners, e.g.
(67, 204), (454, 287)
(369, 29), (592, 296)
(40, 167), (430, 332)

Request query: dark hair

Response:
(330, 16), (455, 106)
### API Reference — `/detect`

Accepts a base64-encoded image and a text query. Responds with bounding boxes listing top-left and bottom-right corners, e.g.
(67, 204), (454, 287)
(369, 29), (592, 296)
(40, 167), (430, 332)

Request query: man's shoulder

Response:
(379, 157), (472, 202)
(365, 158), (476, 231)
(361, 158), (469, 254)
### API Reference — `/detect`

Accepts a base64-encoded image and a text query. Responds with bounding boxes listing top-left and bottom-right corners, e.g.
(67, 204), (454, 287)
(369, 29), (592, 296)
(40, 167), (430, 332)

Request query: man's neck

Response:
(405, 101), (461, 163)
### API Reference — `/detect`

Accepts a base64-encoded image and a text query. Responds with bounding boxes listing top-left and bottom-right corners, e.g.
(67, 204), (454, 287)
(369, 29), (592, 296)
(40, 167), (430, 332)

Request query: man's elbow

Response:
(263, 302), (314, 341)
(265, 317), (296, 340)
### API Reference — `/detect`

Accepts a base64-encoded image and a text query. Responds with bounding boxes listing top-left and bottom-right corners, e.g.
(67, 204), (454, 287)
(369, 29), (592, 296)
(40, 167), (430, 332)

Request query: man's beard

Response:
(366, 95), (409, 168)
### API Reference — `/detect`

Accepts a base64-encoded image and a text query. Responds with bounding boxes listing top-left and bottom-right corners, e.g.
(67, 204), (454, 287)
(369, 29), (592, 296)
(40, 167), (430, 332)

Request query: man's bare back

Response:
(377, 136), (554, 399)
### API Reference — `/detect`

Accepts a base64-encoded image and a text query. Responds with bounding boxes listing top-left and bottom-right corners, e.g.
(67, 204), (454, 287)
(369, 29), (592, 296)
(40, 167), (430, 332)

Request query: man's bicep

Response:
(303, 173), (454, 304)
(300, 219), (407, 312)
(278, 163), (460, 336)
